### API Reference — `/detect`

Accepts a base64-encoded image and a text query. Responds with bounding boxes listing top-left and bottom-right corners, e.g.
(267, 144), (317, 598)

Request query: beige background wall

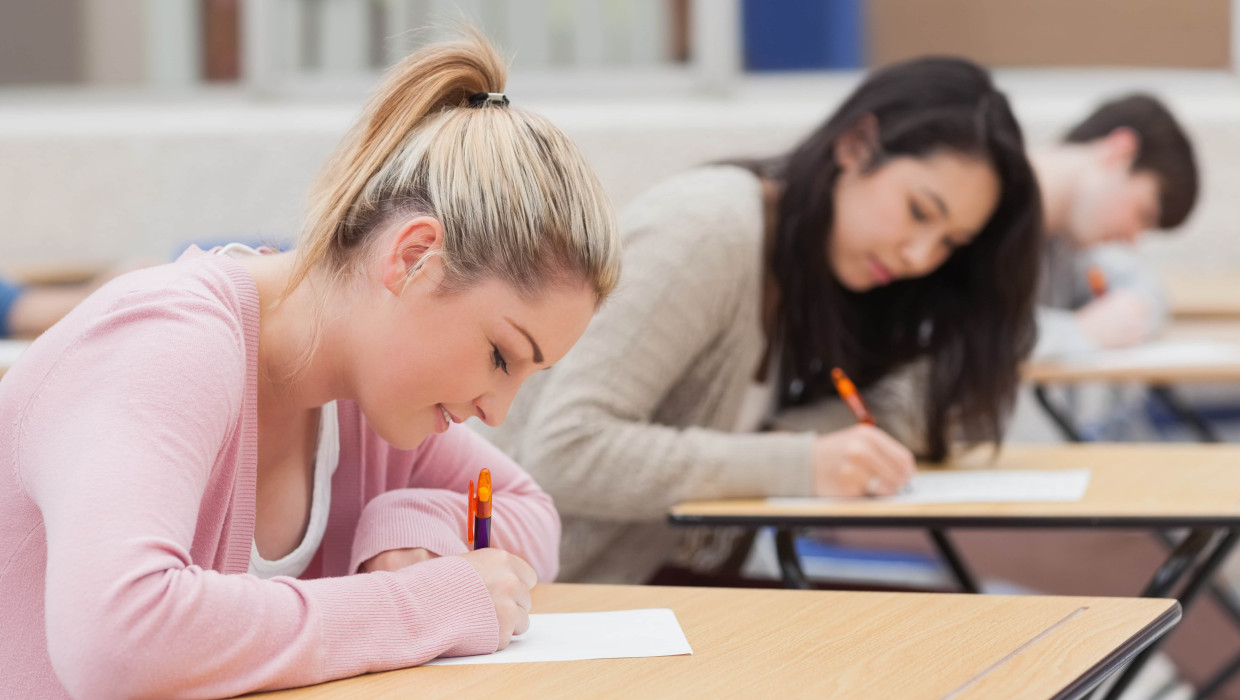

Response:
(868, 0), (1231, 68)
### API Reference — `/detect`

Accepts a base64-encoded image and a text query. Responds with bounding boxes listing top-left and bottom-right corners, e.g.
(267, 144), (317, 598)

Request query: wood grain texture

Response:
(672, 444), (1240, 521)
(1164, 273), (1240, 321)
(251, 583), (1177, 700)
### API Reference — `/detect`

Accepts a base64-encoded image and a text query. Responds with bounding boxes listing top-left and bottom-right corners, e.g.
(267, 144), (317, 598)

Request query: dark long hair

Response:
(752, 57), (1041, 460)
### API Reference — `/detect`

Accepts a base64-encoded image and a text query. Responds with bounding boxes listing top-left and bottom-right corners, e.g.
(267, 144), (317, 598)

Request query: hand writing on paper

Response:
(813, 424), (916, 497)
(1076, 290), (1154, 349)
(459, 549), (537, 650)
(359, 547), (437, 573)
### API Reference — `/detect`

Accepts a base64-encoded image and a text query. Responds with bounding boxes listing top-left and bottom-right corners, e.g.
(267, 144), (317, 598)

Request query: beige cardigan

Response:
(477, 166), (919, 583)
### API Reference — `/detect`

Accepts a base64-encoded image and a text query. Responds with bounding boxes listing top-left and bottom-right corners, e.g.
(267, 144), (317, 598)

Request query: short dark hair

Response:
(1064, 94), (1198, 229)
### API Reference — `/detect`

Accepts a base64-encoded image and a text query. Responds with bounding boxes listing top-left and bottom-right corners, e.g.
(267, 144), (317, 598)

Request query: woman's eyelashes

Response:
(491, 343), (510, 375)
(910, 197), (962, 251)
(909, 199), (928, 223)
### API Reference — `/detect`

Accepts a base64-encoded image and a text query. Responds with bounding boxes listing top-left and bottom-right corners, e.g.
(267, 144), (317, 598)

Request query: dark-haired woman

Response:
(479, 56), (1043, 584)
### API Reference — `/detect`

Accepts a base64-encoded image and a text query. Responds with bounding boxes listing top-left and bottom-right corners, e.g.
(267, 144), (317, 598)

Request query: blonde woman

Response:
(0, 34), (618, 697)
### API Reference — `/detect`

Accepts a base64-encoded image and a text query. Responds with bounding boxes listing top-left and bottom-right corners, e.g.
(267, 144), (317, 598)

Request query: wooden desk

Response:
(1024, 319), (1240, 442)
(1, 262), (105, 286)
(670, 444), (1240, 700)
(1164, 272), (1240, 321)
(1024, 320), (1240, 385)
(1163, 319), (1240, 345)
(255, 583), (1179, 700)
(672, 444), (1240, 527)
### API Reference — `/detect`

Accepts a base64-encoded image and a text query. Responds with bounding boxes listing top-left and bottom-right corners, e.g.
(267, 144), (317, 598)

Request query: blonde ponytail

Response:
(288, 29), (619, 304)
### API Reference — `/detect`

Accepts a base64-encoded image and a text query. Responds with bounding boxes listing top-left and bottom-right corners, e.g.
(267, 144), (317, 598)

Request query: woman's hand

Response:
(458, 549), (538, 650)
(813, 424), (916, 497)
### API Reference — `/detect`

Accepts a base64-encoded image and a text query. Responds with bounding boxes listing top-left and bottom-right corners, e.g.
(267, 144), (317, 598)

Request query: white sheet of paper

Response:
(1054, 340), (1240, 370)
(0, 340), (29, 369)
(767, 469), (1091, 506)
(424, 609), (693, 666)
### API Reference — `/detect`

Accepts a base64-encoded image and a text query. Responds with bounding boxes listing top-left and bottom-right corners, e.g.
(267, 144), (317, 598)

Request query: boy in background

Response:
(1032, 93), (1199, 358)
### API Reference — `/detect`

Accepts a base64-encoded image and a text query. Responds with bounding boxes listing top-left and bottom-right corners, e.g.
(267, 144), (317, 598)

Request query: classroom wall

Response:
(868, 0), (1231, 69)
(0, 77), (1237, 273)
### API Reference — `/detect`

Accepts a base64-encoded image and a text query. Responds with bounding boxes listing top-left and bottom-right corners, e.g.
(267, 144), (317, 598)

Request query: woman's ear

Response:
(381, 216), (445, 295)
(834, 113), (881, 173)
(1100, 126), (1140, 169)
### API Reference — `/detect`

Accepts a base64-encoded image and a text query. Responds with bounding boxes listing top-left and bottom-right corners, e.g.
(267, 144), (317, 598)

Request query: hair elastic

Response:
(469, 92), (510, 108)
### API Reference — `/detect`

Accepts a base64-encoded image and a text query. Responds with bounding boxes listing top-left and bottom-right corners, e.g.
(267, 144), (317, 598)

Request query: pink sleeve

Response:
(17, 291), (498, 698)
(349, 422), (561, 582)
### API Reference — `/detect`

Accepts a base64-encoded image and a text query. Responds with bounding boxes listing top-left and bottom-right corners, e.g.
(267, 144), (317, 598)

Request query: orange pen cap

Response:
(1088, 267), (1108, 297)
(477, 468), (492, 519)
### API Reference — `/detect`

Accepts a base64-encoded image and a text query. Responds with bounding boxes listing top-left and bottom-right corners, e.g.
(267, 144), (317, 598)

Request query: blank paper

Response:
(767, 469), (1091, 506)
(1054, 340), (1240, 369)
(424, 608), (693, 666)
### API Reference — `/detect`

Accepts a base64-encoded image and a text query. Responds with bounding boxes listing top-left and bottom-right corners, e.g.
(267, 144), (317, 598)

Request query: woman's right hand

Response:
(1075, 290), (1154, 349)
(812, 424), (916, 497)
(458, 548), (538, 650)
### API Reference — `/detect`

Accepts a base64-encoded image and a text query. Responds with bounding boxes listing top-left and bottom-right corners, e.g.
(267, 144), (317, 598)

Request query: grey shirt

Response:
(1034, 237), (1169, 358)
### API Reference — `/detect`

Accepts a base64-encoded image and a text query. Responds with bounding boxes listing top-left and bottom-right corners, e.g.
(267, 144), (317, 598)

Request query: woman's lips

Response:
(868, 257), (894, 285)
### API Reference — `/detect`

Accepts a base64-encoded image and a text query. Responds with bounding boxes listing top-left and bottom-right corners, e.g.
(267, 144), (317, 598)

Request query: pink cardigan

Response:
(0, 250), (560, 698)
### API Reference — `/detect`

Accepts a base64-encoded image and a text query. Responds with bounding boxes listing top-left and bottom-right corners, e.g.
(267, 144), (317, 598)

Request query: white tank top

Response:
(210, 242), (340, 579)
(247, 401), (339, 579)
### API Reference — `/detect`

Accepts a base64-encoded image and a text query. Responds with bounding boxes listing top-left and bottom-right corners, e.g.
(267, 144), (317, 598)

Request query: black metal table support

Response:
(1144, 529), (1217, 598)
(1101, 529), (1240, 700)
(1033, 384), (1086, 442)
(1149, 385), (1221, 443)
(774, 528), (811, 590)
(929, 529), (980, 593)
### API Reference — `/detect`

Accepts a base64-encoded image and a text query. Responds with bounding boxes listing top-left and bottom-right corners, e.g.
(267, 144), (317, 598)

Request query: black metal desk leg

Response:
(1149, 385), (1221, 443)
(1143, 529), (1216, 598)
(1033, 384), (1086, 443)
(1103, 529), (1240, 700)
(1155, 530), (1240, 636)
(929, 529), (980, 594)
(774, 528), (812, 590)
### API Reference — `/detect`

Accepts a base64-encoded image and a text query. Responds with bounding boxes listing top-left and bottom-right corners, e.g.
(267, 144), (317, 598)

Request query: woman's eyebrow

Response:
(503, 316), (544, 364)
(922, 188), (950, 218)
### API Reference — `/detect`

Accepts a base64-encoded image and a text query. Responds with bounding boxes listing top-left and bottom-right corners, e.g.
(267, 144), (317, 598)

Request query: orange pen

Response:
(467, 479), (475, 546)
(474, 469), (492, 549)
(831, 367), (875, 425)
(1088, 266), (1108, 298)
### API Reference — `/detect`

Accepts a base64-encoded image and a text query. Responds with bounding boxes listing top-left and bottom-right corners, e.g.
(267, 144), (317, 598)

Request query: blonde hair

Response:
(289, 30), (619, 304)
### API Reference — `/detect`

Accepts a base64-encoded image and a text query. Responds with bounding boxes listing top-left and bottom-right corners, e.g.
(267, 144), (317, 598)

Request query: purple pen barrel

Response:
(474, 517), (491, 549)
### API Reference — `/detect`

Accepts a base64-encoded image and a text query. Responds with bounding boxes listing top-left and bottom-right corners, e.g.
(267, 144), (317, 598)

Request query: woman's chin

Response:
(365, 413), (431, 451)
(827, 261), (871, 293)
(837, 271), (873, 293)
(385, 431), (428, 451)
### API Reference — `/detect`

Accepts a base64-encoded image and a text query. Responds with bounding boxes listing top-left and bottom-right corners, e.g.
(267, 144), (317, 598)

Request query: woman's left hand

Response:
(359, 547), (438, 573)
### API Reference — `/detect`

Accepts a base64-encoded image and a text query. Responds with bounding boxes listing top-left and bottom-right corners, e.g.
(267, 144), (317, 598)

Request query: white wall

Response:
(81, 0), (144, 85)
(0, 71), (1238, 270)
